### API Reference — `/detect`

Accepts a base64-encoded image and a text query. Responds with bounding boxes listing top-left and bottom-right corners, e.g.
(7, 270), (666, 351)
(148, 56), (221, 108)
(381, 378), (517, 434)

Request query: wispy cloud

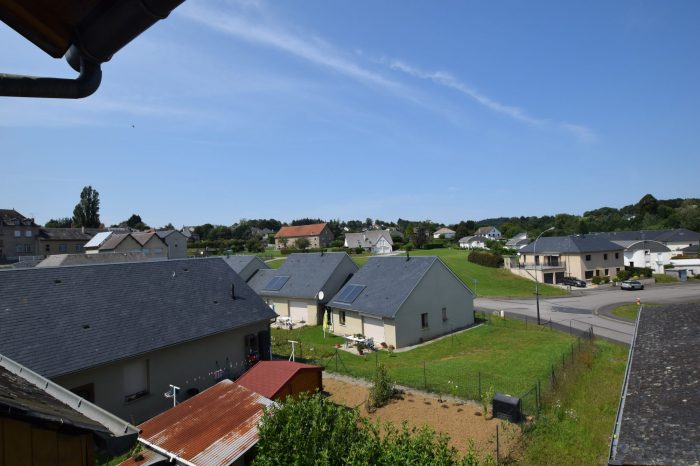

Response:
(179, 3), (403, 92)
(387, 59), (595, 142)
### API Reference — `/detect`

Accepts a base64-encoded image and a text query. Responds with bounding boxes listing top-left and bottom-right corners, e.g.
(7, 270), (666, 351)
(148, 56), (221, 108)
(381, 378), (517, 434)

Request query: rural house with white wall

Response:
(328, 256), (475, 348)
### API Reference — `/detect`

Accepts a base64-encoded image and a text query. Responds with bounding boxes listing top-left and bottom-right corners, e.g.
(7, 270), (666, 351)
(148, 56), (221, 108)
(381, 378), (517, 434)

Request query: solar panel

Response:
(263, 276), (289, 291)
(335, 284), (366, 303)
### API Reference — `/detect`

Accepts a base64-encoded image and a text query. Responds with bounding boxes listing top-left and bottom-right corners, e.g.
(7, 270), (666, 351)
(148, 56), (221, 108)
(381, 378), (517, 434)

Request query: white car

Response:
(620, 280), (644, 290)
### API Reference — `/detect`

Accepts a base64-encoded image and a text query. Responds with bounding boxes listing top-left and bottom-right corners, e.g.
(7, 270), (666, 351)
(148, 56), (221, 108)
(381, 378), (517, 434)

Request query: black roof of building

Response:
(592, 229), (700, 244)
(609, 303), (700, 465)
(0, 258), (276, 379)
(328, 256), (473, 318)
(247, 252), (357, 302)
(38, 228), (96, 241)
(519, 235), (623, 254)
(680, 244), (699, 254)
(222, 255), (269, 275)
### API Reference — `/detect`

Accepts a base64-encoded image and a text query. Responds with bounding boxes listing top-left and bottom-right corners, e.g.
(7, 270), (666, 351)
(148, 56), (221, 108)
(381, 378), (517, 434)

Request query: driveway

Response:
(475, 281), (700, 345)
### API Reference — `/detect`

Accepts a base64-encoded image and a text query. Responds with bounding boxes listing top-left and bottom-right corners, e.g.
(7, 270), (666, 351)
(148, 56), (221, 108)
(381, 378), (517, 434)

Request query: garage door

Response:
(289, 301), (308, 324)
(363, 316), (385, 344)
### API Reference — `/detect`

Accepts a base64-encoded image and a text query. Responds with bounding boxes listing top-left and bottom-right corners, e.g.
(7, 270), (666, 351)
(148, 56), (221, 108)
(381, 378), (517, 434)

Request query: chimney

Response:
(231, 283), (236, 300)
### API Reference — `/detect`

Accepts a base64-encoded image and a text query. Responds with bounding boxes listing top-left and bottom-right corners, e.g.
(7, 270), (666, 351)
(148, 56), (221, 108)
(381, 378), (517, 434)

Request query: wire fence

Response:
(271, 311), (596, 422)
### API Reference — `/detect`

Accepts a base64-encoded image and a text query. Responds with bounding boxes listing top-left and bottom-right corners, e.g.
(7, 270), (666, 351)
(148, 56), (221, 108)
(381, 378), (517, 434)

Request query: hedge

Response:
(467, 250), (503, 268)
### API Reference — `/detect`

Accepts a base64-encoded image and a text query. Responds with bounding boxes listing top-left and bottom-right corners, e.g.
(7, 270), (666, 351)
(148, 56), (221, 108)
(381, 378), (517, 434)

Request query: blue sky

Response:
(1, 0), (699, 227)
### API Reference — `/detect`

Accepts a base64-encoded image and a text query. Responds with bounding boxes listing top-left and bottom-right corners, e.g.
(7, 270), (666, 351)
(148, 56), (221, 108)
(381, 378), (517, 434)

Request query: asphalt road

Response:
(474, 281), (700, 345)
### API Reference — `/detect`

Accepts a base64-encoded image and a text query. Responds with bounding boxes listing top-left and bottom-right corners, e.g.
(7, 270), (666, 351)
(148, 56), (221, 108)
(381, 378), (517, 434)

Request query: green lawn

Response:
(521, 340), (628, 466)
(610, 303), (656, 321)
(408, 248), (565, 297)
(652, 273), (677, 283)
(272, 318), (576, 401)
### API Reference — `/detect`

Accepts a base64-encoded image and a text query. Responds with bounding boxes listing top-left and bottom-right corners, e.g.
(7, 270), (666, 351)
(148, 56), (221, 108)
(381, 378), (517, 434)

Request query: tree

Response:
(72, 186), (101, 228)
(637, 194), (658, 215)
(161, 222), (175, 230)
(45, 217), (72, 228)
(253, 393), (492, 466)
(246, 235), (266, 253)
(577, 219), (589, 235)
(295, 237), (311, 250)
(124, 214), (148, 231)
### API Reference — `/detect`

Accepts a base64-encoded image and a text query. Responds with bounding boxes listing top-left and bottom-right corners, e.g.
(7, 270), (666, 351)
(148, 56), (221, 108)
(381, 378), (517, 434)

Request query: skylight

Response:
(263, 275), (290, 291)
(335, 284), (366, 303)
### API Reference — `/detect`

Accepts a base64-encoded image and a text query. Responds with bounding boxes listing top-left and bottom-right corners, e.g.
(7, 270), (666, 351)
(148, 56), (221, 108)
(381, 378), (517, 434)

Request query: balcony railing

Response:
(516, 262), (564, 270)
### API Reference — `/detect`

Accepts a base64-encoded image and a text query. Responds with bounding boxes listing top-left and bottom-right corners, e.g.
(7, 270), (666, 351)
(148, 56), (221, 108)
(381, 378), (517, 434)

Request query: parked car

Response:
(620, 280), (644, 290)
(562, 276), (587, 287)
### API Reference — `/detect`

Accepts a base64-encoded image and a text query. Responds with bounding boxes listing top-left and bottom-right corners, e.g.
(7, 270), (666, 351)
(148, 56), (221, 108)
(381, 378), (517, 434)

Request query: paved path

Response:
(475, 282), (700, 345)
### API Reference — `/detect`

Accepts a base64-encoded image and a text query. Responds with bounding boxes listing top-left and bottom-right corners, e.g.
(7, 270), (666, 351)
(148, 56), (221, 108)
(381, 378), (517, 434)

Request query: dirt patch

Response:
(324, 377), (522, 461)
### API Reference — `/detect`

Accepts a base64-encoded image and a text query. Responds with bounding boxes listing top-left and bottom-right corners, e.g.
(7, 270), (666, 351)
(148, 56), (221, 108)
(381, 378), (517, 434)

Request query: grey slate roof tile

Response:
(328, 256), (437, 318)
(519, 235), (623, 254)
(247, 252), (357, 301)
(610, 303), (700, 465)
(0, 258), (276, 379)
(221, 255), (269, 275)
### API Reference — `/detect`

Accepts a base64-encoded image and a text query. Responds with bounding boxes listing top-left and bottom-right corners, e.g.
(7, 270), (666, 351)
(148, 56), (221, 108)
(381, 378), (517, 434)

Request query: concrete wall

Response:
(0, 224), (41, 262)
(392, 261), (474, 348)
(53, 322), (269, 424)
(162, 232), (187, 259)
(139, 236), (167, 256)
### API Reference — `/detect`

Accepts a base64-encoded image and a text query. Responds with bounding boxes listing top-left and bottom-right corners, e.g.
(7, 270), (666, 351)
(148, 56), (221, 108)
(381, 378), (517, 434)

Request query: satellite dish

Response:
(317, 291), (324, 301)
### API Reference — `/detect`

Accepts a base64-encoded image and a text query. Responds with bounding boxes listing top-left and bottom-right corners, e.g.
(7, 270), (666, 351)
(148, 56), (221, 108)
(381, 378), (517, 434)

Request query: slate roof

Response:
(0, 258), (276, 378)
(345, 230), (393, 248)
(434, 227), (456, 235)
(459, 235), (489, 244)
(155, 229), (183, 239)
(134, 380), (273, 466)
(329, 256), (472, 318)
(519, 235), (623, 254)
(475, 226), (498, 235)
(592, 229), (700, 244)
(609, 239), (671, 253)
(98, 233), (130, 250)
(275, 223), (327, 238)
(235, 361), (323, 399)
(130, 231), (162, 246)
(39, 228), (95, 241)
(680, 244), (699, 254)
(506, 233), (528, 247)
(222, 255), (269, 275)
(0, 208), (36, 226)
(36, 252), (166, 268)
(609, 303), (700, 465)
(248, 252), (357, 301)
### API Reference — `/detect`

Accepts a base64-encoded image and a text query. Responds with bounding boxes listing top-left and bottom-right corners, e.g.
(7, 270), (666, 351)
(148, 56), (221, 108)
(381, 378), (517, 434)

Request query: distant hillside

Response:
(474, 194), (700, 239)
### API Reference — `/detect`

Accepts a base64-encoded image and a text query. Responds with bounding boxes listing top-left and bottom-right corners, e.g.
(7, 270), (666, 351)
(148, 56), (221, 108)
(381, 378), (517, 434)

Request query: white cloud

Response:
(388, 59), (596, 142)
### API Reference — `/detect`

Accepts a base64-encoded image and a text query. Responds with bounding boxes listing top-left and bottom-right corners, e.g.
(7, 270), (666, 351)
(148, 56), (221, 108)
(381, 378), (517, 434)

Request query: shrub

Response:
(367, 364), (395, 412)
(423, 242), (445, 250)
(468, 250), (503, 268)
(481, 384), (495, 418)
(354, 247), (365, 255)
(602, 276), (610, 284)
(403, 243), (414, 251)
(616, 269), (631, 281)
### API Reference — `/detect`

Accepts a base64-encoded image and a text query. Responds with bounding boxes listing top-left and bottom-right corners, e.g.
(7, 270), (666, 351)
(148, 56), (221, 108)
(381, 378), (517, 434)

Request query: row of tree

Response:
(44, 190), (700, 244)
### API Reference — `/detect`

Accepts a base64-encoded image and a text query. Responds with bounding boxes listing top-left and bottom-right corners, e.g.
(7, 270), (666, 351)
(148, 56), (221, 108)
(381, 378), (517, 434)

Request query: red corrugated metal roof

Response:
(136, 380), (273, 466)
(275, 223), (327, 238)
(116, 448), (167, 466)
(235, 361), (323, 400)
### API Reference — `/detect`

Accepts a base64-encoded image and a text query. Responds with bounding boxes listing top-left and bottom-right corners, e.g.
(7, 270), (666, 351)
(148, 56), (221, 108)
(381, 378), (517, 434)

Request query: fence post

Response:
(537, 379), (541, 415)
(496, 424), (500, 464)
(569, 320), (572, 335)
(478, 372), (482, 399)
(525, 318), (528, 330)
(335, 349), (338, 371)
(423, 362), (427, 390)
(578, 337), (581, 351)
(299, 342), (303, 360)
(375, 351), (379, 367)
(551, 365), (555, 386)
(562, 353), (565, 369)
(571, 343), (574, 361)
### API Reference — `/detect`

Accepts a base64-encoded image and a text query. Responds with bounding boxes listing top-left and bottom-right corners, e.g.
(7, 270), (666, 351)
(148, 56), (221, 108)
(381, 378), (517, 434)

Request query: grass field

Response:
(521, 339), (628, 465)
(408, 248), (565, 297)
(610, 303), (655, 320)
(652, 273), (678, 283)
(266, 248), (565, 297)
(272, 317), (576, 400)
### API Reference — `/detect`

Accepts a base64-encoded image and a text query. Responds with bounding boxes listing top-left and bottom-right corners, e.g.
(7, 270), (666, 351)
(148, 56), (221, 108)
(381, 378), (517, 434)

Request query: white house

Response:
(610, 240), (673, 274)
(344, 230), (393, 254)
(328, 256), (475, 348)
(474, 226), (502, 240)
(433, 227), (456, 240)
(458, 235), (489, 249)
(506, 232), (529, 250)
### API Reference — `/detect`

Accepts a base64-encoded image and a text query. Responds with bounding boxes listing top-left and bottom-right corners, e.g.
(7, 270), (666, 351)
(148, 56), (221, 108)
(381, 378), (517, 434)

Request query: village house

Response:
(274, 223), (334, 250)
(458, 235), (490, 249)
(83, 231), (167, 257)
(155, 229), (188, 259)
(474, 225), (502, 240)
(514, 235), (624, 284)
(0, 208), (41, 262)
(328, 256), (475, 348)
(248, 252), (358, 326)
(344, 230), (393, 254)
(222, 254), (270, 281)
(433, 227), (456, 239)
(0, 258), (276, 423)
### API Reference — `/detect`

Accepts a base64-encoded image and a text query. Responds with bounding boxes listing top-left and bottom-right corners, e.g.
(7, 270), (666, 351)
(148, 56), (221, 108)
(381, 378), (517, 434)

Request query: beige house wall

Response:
(53, 322), (269, 424)
(39, 239), (87, 256)
(0, 224), (41, 261)
(274, 226), (335, 250)
(392, 262), (474, 348)
(517, 250), (624, 282)
(331, 309), (364, 337)
(265, 298), (322, 325)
